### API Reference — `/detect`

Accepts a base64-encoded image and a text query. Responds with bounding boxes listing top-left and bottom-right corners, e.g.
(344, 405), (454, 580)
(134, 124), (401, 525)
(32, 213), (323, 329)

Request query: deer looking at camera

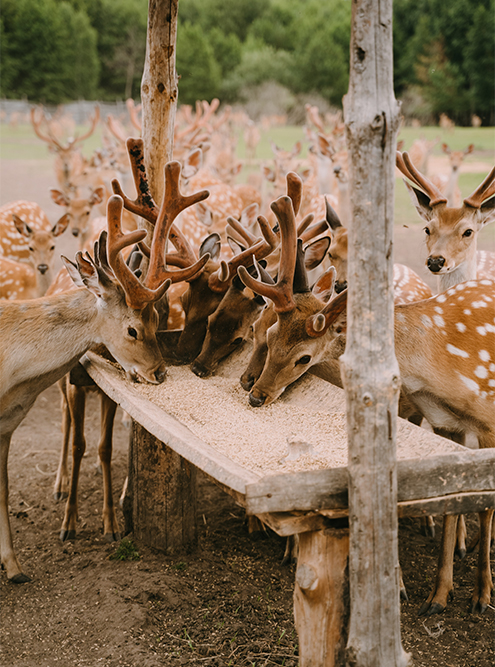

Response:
(238, 193), (495, 615)
(396, 152), (495, 291)
(0, 201), (70, 299)
(0, 172), (211, 583)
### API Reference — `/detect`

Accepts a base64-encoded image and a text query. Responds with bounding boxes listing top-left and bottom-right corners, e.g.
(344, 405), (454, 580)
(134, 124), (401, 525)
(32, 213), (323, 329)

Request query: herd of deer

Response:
(0, 102), (494, 621)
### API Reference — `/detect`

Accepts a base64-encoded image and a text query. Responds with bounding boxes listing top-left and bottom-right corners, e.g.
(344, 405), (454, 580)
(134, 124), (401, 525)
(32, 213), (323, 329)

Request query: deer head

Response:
(397, 151), (495, 290)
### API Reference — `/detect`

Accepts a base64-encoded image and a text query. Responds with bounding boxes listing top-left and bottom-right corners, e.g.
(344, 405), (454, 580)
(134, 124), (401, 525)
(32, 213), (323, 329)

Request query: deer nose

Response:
(191, 360), (210, 378)
(334, 280), (347, 294)
(72, 229), (80, 237)
(37, 264), (48, 275)
(427, 256), (445, 273)
(240, 375), (255, 392)
(154, 366), (167, 384)
(249, 392), (266, 408)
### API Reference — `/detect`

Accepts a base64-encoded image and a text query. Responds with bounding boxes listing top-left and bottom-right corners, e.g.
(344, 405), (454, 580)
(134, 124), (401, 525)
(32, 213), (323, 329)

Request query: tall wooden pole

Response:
(341, 1), (410, 665)
(125, 1), (198, 555)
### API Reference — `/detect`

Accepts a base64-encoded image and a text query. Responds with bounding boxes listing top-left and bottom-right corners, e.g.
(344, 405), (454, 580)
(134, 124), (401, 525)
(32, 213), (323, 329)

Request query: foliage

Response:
(1, 0), (99, 103)
(108, 538), (141, 561)
(1, 0), (493, 124)
(176, 22), (222, 105)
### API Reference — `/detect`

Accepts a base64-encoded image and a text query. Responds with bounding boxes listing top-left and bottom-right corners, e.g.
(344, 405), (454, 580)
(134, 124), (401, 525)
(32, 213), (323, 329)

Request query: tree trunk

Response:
(125, 0), (198, 554)
(340, 1), (410, 665)
(140, 0), (179, 205)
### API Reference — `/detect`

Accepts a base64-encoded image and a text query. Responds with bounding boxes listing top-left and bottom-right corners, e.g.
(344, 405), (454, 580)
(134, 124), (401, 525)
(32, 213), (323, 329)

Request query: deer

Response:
(49, 185), (106, 249)
(30, 106), (100, 193)
(111, 138), (279, 364)
(396, 152), (495, 292)
(47, 154), (213, 516)
(432, 143), (475, 207)
(237, 193), (495, 615)
(0, 201), (70, 299)
(191, 191), (331, 379)
(0, 167), (212, 582)
(398, 151), (495, 552)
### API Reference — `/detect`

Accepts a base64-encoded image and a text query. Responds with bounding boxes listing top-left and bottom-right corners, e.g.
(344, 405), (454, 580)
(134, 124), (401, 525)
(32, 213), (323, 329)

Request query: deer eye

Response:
(462, 229), (473, 238)
(295, 355), (312, 366)
(424, 227), (430, 236)
(50, 245), (55, 251)
(232, 337), (243, 346)
(29, 246), (34, 252)
(128, 327), (138, 339)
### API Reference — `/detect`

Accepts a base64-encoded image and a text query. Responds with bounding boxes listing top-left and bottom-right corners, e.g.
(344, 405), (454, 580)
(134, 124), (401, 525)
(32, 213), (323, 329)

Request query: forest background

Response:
(1, 0), (494, 126)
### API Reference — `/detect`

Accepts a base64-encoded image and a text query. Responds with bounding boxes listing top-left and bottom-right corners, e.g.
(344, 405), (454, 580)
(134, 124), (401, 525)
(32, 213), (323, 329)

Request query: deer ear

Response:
(403, 181), (434, 222)
(52, 213), (70, 236)
(200, 233), (221, 261)
(50, 188), (69, 207)
(312, 266), (336, 302)
(90, 186), (105, 206)
(304, 237), (331, 271)
(12, 214), (32, 237)
(480, 195), (495, 226)
(61, 255), (86, 289)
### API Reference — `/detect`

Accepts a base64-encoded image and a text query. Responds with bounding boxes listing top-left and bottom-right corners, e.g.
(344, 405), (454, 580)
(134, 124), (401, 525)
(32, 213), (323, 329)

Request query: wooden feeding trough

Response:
(81, 340), (495, 667)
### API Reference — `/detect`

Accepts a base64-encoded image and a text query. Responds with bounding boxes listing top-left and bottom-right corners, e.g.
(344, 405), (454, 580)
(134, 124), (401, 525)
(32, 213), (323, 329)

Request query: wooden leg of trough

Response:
(294, 526), (350, 667)
(123, 421), (198, 553)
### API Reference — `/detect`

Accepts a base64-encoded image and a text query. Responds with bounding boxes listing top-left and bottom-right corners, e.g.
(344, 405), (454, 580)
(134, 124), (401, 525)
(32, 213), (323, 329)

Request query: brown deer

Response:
(30, 106), (100, 192)
(112, 138), (279, 364)
(433, 143), (475, 206)
(49, 186), (106, 249)
(0, 194), (172, 582)
(238, 193), (495, 615)
(396, 152), (495, 292)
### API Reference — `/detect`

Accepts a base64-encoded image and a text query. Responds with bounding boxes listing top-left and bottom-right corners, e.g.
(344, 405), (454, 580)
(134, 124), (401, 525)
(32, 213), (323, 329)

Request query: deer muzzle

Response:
(427, 256), (446, 273)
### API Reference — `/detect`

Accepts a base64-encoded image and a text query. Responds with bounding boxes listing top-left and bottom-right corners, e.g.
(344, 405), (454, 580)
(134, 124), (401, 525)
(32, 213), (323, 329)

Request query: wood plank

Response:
(81, 351), (260, 496)
(245, 449), (495, 514)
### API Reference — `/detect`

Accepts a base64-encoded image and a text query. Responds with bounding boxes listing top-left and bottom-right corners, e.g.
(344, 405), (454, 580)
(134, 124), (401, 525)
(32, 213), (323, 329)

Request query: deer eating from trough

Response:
(0, 179), (210, 583)
(238, 193), (495, 615)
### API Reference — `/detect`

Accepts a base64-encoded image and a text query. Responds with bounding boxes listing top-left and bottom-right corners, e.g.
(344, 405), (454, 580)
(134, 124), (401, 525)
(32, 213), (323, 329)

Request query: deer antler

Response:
(106, 195), (170, 309)
(112, 138), (205, 269)
(238, 196), (298, 312)
(463, 166), (495, 208)
(396, 151), (447, 206)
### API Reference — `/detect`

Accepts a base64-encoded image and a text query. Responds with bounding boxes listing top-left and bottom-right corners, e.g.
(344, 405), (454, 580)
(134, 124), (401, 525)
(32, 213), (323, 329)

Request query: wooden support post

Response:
(124, 0), (193, 554)
(341, 1), (410, 665)
(294, 527), (350, 667)
(124, 421), (197, 553)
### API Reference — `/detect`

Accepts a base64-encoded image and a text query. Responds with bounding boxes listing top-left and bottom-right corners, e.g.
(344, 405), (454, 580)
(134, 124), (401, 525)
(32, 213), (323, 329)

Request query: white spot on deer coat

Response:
(456, 322), (467, 332)
(433, 315), (445, 327)
(446, 344), (469, 358)
(458, 374), (480, 394)
(474, 365), (488, 379)
(479, 350), (490, 362)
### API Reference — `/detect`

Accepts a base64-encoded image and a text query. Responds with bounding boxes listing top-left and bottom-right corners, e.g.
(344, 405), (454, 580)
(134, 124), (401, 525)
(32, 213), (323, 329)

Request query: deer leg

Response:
(419, 514), (458, 616)
(53, 377), (71, 500)
(0, 431), (30, 582)
(60, 384), (86, 541)
(471, 509), (494, 613)
(455, 514), (467, 559)
(98, 392), (121, 542)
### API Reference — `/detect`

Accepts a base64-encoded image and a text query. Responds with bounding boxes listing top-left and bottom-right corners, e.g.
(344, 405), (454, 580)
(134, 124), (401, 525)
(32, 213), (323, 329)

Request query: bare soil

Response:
(1, 156), (494, 666)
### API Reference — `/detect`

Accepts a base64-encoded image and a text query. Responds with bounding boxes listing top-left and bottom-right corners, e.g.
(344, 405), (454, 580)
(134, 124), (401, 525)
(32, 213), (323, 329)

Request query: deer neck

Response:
(436, 240), (478, 293)
(1, 289), (100, 399)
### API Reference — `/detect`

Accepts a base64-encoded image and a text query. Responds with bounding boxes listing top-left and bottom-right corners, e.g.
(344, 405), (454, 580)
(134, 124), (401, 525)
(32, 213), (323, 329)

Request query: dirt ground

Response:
(1, 154), (494, 666)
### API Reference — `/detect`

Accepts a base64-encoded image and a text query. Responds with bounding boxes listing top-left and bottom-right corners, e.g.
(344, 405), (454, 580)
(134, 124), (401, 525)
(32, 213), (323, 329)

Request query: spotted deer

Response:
(431, 143), (475, 207)
(396, 151), (495, 291)
(324, 198), (433, 302)
(238, 193), (495, 615)
(0, 201), (70, 299)
(49, 186), (106, 249)
(30, 106), (100, 192)
(0, 190), (192, 583)
(398, 151), (495, 553)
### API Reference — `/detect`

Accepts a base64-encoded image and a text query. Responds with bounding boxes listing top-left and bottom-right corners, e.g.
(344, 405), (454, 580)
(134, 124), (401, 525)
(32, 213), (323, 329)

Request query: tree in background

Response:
(176, 22), (222, 105)
(1, 0), (98, 103)
(1, 0), (493, 124)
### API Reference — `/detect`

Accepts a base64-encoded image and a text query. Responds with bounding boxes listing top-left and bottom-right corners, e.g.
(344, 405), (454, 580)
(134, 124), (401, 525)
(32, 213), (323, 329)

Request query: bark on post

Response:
(125, 0), (198, 554)
(340, 2), (410, 665)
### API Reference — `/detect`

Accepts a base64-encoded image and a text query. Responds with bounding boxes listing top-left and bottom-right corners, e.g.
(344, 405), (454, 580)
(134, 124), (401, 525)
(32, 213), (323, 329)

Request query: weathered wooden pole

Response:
(125, 0), (199, 554)
(341, 1), (410, 665)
